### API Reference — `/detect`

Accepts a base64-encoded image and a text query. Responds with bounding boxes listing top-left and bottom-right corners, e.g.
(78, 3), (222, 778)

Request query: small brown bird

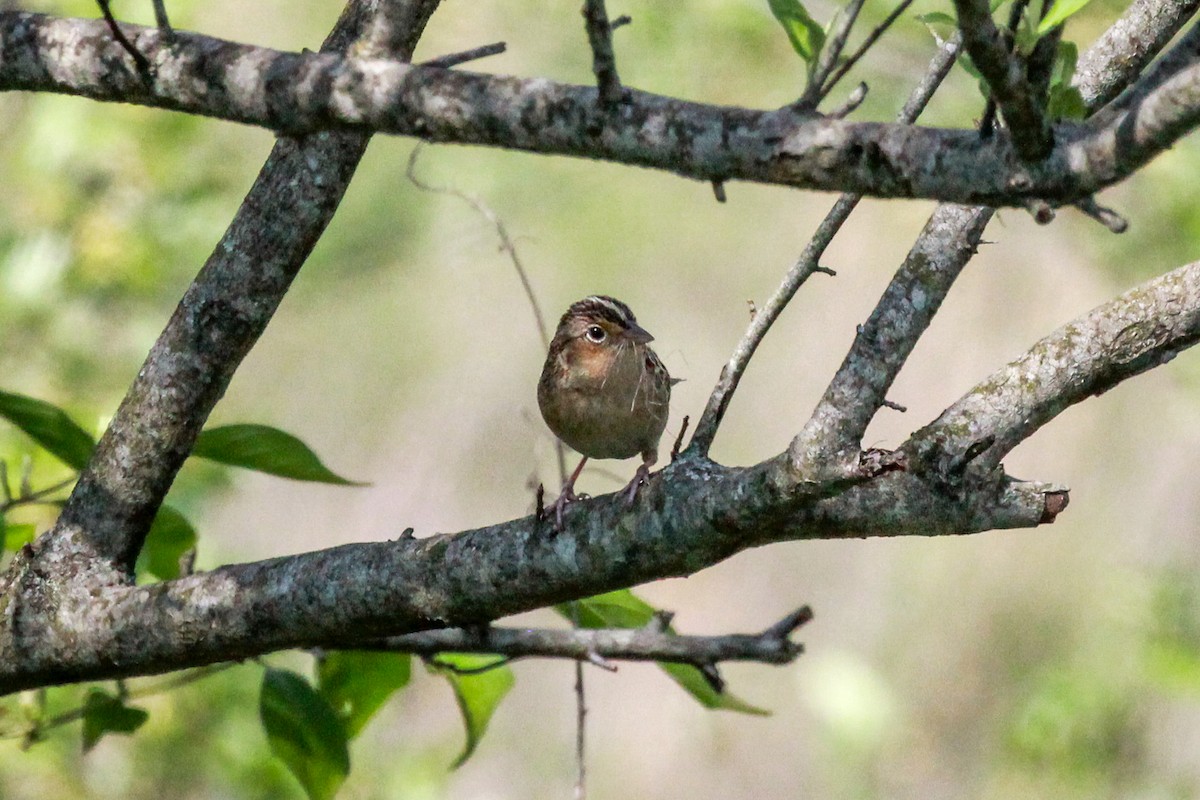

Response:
(538, 295), (674, 528)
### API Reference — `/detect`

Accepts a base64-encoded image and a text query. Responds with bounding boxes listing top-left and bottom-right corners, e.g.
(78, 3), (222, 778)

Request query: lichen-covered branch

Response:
(38, 1), (441, 574)
(3, 11), (1200, 206)
(0, 449), (1063, 694)
(1074, 0), (1200, 111)
(910, 259), (1200, 469)
(789, 203), (994, 468)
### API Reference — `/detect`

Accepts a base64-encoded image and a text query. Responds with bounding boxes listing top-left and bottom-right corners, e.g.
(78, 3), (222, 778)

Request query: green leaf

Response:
(1037, 0), (1096, 34)
(136, 504), (197, 580)
(1052, 40), (1079, 83)
(557, 590), (769, 715)
(658, 662), (769, 715)
(0, 390), (95, 470)
(1048, 85), (1086, 120)
(767, 0), (826, 65)
(317, 652), (411, 739)
(1, 520), (37, 552)
(81, 689), (149, 752)
(193, 424), (364, 485)
(429, 654), (514, 768)
(260, 668), (350, 800)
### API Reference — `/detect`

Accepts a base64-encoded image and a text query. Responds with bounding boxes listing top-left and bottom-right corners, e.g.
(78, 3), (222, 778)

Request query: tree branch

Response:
(689, 35), (961, 456)
(581, 0), (623, 108)
(953, 0), (1053, 160)
(789, 202), (994, 469)
(1074, 0), (1200, 111)
(368, 606), (812, 666)
(788, 0), (1197, 469)
(16, 0), (440, 569)
(3, 12), (1200, 206)
(910, 258), (1200, 470)
(0, 449), (1066, 694)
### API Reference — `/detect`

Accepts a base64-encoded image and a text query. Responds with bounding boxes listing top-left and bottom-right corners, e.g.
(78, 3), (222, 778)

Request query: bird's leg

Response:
(622, 449), (658, 507)
(553, 456), (589, 529)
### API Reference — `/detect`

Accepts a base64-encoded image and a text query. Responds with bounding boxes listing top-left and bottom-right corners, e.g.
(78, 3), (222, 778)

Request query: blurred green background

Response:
(5, 0), (1200, 797)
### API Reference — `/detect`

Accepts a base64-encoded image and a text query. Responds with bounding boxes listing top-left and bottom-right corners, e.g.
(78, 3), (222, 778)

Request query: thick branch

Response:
(0, 452), (1064, 694)
(910, 259), (1200, 469)
(3, 12), (1200, 206)
(790, 203), (993, 467)
(41, 0), (439, 573)
(371, 607), (812, 666)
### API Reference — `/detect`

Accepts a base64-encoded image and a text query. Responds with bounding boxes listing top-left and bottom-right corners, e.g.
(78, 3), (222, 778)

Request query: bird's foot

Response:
(622, 463), (652, 508)
(551, 487), (580, 531)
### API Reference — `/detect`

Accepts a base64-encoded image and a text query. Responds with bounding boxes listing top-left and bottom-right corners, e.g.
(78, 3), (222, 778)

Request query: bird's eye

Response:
(585, 325), (606, 343)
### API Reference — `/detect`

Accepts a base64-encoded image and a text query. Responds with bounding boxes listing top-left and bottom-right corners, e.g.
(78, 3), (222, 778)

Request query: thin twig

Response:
(804, 0), (866, 105)
(364, 608), (812, 665)
(581, 0), (624, 108)
(0, 476), (76, 513)
(670, 415), (690, 461)
(150, 0), (172, 36)
(0, 664), (232, 741)
(688, 36), (961, 456)
(979, 0), (1031, 138)
(95, 0), (150, 72)
(405, 144), (566, 482)
(1074, 197), (1128, 233)
(954, 0), (1052, 160)
(827, 82), (868, 119)
(571, 601), (587, 800)
(819, 0), (917, 102)
(421, 41), (507, 70)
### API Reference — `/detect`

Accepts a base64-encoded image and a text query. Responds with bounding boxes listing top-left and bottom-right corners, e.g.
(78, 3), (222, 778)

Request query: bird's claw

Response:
(622, 464), (651, 508)
(550, 488), (579, 531)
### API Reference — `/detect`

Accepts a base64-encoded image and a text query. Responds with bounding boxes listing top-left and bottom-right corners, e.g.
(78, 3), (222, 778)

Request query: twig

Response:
(427, 655), (512, 675)
(570, 601), (587, 800)
(151, 0), (172, 36)
(0, 664), (231, 741)
(687, 35), (961, 457)
(364, 608), (812, 666)
(94, 0), (150, 72)
(670, 415), (690, 461)
(581, 0), (624, 108)
(818, 0), (917, 102)
(421, 41), (507, 70)
(1074, 197), (1128, 233)
(405, 144), (566, 482)
(827, 82), (868, 119)
(0, 476), (76, 513)
(803, 0), (866, 105)
(979, 0), (1031, 139)
(881, 399), (907, 412)
(954, 0), (1052, 160)
(710, 179), (727, 203)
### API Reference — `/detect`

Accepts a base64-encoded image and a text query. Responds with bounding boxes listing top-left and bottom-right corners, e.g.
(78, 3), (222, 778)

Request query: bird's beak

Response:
(625, 323), (655, 344)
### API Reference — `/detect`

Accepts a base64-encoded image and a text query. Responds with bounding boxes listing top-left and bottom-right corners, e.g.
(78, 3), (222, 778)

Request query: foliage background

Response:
(4, 0), (1200, 797)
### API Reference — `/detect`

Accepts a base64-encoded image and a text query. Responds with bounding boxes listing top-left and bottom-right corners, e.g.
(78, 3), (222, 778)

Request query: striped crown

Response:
(560, 295), (638, 330)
